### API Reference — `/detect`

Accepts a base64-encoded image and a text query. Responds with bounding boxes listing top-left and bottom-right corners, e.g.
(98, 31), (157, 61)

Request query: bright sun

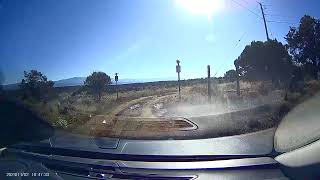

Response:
(175, 0), (224, 19)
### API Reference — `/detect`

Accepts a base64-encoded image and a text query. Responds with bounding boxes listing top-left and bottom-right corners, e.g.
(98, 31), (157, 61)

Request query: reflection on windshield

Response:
(0, 1), (320, 142)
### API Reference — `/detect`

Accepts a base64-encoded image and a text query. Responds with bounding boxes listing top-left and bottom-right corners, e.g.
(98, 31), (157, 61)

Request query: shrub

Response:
(54, 118), (68, 128)
(257, 83), (269, 95)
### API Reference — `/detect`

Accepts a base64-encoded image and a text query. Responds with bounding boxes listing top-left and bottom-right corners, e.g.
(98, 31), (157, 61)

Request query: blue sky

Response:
(1, 0), (320, 84)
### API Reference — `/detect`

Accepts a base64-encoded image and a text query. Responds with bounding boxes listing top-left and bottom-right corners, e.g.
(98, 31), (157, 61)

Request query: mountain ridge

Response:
(2, 76), (176, 90)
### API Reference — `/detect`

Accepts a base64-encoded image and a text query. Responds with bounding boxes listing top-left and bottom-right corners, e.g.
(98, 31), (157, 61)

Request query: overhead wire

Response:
(212, 0), (261, 77)
(213, 31), (247, 77)
(213, 0), (299, 76)
(265, 14), (297, 20)
(267, 20), (297, 25)
(230, 0), (263, 19)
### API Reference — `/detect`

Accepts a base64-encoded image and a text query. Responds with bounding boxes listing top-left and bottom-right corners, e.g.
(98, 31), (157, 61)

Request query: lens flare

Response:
(175, 0), (224, 19)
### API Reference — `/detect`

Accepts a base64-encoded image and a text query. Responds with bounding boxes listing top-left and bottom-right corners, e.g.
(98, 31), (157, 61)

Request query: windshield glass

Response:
(1, 0), (320, 143)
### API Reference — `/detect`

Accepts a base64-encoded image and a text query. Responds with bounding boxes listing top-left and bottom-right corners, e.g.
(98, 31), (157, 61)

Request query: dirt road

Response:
(73, 94), (179, 135)
(73, 93), (282, 140)
(139, 95), (175, 117)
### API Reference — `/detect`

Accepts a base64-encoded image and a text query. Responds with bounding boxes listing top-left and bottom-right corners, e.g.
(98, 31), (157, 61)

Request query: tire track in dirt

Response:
(111, 96), (153, 117)
(140, 94), (175, 118)
(72, 96), (154, 133)
(74, 93), (186, 137)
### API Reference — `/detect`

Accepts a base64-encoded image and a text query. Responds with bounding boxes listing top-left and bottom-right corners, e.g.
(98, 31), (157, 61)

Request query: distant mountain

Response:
(54, 77), (86, 87)
(2, 83), (19, 90)
(54, 77), (152, 87)
(2, 77), (87, 90)
(3, 76), (176, 90)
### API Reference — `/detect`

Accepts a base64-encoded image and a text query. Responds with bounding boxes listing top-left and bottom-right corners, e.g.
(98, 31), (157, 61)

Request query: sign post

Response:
(176, 60), (181, 101)
(115, 73), (119, 100)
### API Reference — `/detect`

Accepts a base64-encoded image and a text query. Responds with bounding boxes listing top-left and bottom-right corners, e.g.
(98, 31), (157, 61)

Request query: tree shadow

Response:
(0, 70), (54, 148)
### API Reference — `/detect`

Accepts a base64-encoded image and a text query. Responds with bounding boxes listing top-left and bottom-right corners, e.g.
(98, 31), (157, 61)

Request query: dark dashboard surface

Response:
(0, 128), (290, 179)
(10, 127), (275, 158)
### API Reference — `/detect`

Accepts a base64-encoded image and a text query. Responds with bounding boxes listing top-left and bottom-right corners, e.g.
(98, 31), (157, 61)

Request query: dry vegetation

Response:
(24, 85), (178, 129)
(9, 79), (320, 139)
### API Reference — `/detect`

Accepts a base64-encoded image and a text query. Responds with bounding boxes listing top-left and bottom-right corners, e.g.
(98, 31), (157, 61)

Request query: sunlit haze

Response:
(175, 0), (224, 20)
(1, 0), (320, 84)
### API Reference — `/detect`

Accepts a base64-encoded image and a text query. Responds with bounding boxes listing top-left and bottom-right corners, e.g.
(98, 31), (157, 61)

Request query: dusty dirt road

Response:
(73, 94), (187, 137)
(72, 93), (282, 140)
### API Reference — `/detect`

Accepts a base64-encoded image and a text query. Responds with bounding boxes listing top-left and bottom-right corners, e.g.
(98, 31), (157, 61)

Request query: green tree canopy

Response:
(84, 72), (111, 101)
(234, 40), (293, 86)
(224, 69), (238, 82)
(285, 15), (320, 79)
(20, 70), (54, 101)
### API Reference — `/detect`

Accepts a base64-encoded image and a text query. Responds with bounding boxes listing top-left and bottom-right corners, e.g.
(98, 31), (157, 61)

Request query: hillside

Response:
(3, 76), (176, 90)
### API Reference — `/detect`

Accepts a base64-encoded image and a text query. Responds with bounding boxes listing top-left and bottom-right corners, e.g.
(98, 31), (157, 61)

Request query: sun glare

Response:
(175, 0), (224, 19)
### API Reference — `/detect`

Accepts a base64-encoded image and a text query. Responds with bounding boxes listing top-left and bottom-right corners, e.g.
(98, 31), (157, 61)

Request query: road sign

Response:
(176, 65), (181, 73)
(176, 60), (181, 101)
(115, 73), (118, 82)
(115, 73), (119, 100)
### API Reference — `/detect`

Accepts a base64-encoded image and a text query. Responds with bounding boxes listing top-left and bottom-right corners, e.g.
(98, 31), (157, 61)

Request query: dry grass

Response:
(25, 85), (177, 129)
(16, 79), (320, 139)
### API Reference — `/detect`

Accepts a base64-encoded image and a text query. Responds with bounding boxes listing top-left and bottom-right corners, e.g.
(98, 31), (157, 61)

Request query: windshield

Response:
(1, 0), (320, 144)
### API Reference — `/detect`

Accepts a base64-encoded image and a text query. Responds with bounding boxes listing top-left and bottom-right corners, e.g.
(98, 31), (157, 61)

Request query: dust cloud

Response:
(163, 90), (284, 118)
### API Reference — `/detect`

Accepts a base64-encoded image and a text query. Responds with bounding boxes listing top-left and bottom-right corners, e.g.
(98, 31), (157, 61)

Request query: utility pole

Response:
(259, 2), (270, 41)
(115, 73), (119, 100)
(207, 65), (211, 103)
(176, 60), (181, 101)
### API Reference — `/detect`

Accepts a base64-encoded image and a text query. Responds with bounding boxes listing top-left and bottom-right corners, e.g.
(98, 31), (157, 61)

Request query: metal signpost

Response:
(115, 73), (119, 100)
(176, 60), (181, 101)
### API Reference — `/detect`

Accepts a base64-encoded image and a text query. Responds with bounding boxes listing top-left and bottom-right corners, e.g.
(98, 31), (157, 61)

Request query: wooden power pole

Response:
(259, 2), (270, 41)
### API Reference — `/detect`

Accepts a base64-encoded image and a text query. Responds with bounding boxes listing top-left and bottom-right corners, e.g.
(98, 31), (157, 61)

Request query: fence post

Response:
(207, 65), (211, 103)
(234, 62), (240, 96)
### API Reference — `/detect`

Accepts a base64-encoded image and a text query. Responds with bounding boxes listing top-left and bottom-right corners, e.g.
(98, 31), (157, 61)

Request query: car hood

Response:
(9, 128), (276, 160)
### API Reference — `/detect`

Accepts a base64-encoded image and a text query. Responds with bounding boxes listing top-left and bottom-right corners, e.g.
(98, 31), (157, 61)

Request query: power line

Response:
(230, 0), (262, 19)
(213, 1), (269, 76)
(262, 4), (273, 8)
(261, 5), (298, 25)
(238, 0), (250, 5)
(265, 14), (297, 20)
(213, 31), (247, 77)
(267, 20), (297, 25)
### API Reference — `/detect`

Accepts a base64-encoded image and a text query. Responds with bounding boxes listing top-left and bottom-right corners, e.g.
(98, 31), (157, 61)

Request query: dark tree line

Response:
(20, 70), (54, 101)
(224, 70), (238, 82)
(18, 70), (112, 102)
(84, 72), (111, 102)
(286, 15), (320, 79)
(235, 40), (293, 87)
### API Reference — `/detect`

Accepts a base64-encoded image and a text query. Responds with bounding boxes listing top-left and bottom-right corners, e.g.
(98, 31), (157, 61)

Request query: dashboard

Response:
(0, 128), (289, 179)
